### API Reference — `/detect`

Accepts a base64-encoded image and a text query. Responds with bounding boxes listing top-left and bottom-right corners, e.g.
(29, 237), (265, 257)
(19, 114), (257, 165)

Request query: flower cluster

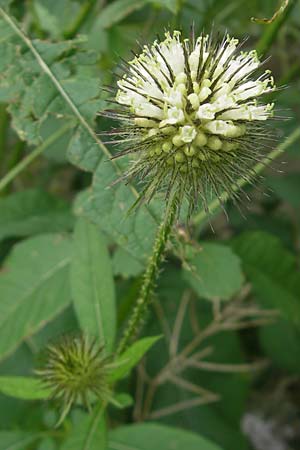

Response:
(37, 336), (112, 424)
(103, 30), (276, 214)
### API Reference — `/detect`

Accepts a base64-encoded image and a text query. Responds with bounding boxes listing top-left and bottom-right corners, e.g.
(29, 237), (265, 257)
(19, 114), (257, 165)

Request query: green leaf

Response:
(265, 173), (300, 208)
(109, 336), (161, 382)
(71, 218), (116, 352)
(96, 0), (148, 29)
(74, 160), (162, 264)
(112, 392), (133, 409)
(67, 127), (102, 172)
(0, 431), (41, 450)
(0, 376), (51, 400)
(259, 320), (300, 373)
(153, 0), (179, 13)
(109, 423), (223, 450)
(231, 231), (300, 326)
(0, 13), (104, 167)
(32, 0), (81, 38)
(112, 247), (143, 278)
(61, 406), (107, 450)
(183, 243), (244, 301)
(0, 189), (74, 242)
(0, 234), (72, 360)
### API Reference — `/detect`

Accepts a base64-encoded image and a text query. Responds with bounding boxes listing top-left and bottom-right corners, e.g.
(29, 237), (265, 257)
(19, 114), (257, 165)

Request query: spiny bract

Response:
(37, 336), (112, 425)
(103, 30), (276, 214)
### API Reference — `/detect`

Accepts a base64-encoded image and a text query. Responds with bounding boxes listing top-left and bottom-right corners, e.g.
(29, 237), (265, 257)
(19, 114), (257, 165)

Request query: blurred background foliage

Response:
(0, 1), (300, 450)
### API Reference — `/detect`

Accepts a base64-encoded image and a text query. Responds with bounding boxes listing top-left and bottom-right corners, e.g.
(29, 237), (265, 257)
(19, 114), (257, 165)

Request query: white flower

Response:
(103, 30), (277, 214)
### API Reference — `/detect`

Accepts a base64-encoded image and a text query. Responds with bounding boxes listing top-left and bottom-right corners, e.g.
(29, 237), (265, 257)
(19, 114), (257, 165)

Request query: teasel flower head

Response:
(102, 29), (277, 215)
(36, 335), (114, 425)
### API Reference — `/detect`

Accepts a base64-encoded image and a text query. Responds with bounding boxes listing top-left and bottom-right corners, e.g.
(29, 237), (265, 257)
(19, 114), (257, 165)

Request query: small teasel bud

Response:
(36, 335), (114, 425)
(101, 29), (278, 215)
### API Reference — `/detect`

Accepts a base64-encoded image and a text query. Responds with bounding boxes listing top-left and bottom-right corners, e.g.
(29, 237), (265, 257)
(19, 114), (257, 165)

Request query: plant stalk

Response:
(117, 194), (179, 355)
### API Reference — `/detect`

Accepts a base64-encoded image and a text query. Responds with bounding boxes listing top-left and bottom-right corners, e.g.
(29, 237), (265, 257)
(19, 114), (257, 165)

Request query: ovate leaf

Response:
(0, 376), (51, 400)
(183, 243), (244, 301)
(232, 231), (300, 326)
(71, 218), (116, 352)
(109, 336), (161, 382)
(0, 234), (72, 360)
(109, 423), (223, 450)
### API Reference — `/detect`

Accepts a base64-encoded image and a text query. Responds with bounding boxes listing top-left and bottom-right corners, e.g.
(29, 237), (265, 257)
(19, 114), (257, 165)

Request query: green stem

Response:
(117, 194), (179, 355)
(0, 123), (72, 193)
(256, 0), (297, 56)
(192, 127), (300, 226)
(64, 0), (97, 39)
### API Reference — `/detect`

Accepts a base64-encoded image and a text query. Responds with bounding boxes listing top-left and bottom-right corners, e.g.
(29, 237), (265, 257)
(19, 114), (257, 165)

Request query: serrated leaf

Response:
(0, 376), (51, 400)
(183, 243), (244, 301)
(61, 406), (107, 450)
(0, 234), (72, 360)
(0, 189), (74, 242)
(74, 160), (162, 264)
(109, 336), (161, 382)
(231, 231), (300, 326)
(109, 423), (223, 450)
(71, 218), (116, 352)
(0, 13), (104, 165)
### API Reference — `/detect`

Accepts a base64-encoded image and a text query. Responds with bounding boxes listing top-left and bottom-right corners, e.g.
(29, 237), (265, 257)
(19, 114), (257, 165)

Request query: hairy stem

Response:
(117, 194), (179, 355)
(0, 123), (72, 193)
(192, 126), (300, 226)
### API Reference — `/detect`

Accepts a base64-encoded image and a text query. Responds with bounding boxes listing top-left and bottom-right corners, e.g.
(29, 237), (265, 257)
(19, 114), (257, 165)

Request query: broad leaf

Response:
(71, 218), (116, 352)
(183, 243), (244, 301)
(0, 189), (74, 242)
(109, 336), (161, 382)
(109, 423), (223, 450)
(74, 160), (162, 264)
(0, 376), (51, 400)
(232, 231), (300, 325)
(61, 407), (107, 450)
(0, 234), (72, 360)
